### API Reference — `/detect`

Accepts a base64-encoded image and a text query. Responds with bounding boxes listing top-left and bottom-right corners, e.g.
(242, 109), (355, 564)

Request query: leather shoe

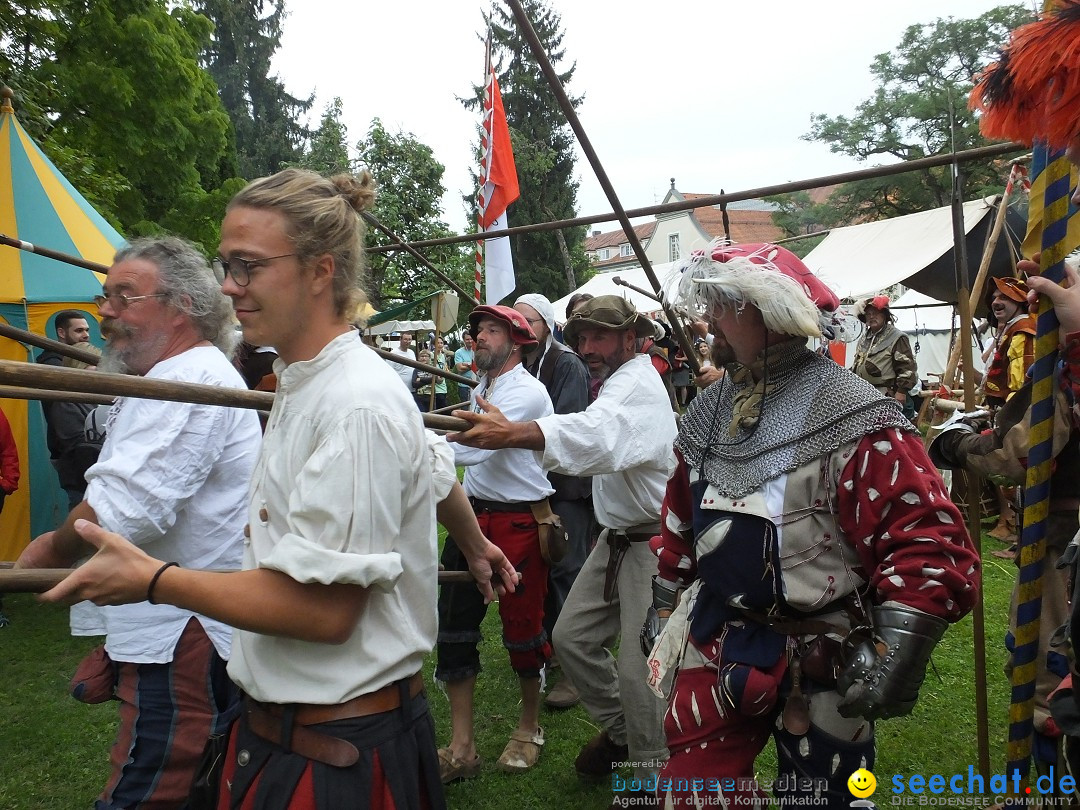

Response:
(497, 727), (544, 773)
(545, 678), (580, 709)
(438, 748), (481, 784)
(575, 730), (628, 781)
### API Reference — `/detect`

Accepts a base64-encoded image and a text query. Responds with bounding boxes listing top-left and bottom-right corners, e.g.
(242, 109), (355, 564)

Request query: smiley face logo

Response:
(847, 768), (876, 798)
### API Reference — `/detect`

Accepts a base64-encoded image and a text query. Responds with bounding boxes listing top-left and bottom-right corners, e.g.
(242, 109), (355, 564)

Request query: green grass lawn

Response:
(0, 542), (1018, 809)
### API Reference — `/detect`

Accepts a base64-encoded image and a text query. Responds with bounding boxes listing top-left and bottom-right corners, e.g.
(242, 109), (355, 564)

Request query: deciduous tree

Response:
(794, 4), (1033, 224)
(357, 119), (470, 310)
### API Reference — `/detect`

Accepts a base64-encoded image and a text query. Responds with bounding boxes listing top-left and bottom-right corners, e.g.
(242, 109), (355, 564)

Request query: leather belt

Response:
(602, 524), (660, 602)
(244, 673), (424, 768)
(468, 496), (535, 514)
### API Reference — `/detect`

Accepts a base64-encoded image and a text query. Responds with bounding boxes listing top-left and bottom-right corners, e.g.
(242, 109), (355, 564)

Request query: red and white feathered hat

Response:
(674, 241), (840, 338)
(969, 1), (1080, 149)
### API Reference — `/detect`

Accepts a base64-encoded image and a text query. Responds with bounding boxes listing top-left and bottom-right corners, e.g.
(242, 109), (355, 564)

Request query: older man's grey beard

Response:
(97, 344), (131, 375)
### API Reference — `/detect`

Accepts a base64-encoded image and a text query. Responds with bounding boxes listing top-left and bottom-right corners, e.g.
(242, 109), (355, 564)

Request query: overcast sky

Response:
(273, 1), (1027, 234)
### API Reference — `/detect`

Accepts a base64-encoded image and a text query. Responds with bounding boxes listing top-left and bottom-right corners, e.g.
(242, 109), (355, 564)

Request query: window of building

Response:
(620, 243), (632, 257)
(669, 233), (681, 262)
(597, 248), (609, 260)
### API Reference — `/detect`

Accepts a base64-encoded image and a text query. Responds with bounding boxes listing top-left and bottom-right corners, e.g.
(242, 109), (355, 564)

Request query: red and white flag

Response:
(476, 37), (520, 305)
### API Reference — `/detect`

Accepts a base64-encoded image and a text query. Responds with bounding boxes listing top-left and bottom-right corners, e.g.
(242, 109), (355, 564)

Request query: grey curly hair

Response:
(112, 236), (239, 356)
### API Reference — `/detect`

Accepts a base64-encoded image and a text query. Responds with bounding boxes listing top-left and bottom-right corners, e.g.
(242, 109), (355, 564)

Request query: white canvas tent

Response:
(556, 197), (1014, 322)
(364, 318), (436, 336)
(802, 197), (1013, 300)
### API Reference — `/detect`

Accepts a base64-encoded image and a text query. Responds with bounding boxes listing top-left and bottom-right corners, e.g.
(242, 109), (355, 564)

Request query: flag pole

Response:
(502, 0), (699, 374)
(475, 28), (493, 305)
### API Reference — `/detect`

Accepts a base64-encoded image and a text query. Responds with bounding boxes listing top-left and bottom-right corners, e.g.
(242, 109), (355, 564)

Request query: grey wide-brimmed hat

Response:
(562, 294), (653, 345)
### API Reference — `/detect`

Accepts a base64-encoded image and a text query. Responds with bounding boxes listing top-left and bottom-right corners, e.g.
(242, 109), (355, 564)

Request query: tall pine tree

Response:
(197, 0), (312, 180)
(466, 0), (589, 303)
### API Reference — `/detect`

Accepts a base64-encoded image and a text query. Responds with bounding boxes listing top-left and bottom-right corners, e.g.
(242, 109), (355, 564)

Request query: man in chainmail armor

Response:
(642, 242), (980, 808)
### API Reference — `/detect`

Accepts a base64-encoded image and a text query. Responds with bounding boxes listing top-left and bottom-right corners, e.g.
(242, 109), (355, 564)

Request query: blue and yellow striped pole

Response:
(1008, 140), (1080, 784)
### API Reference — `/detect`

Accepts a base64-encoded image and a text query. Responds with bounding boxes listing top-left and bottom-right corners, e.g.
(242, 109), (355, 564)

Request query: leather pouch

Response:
(799, 635), (846, 687)
(530, 499), (567, 565)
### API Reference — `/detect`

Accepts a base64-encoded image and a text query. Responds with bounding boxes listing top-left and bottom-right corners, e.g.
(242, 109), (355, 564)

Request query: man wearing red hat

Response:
(448, 294), (677, 809)
(435, 304), (555, 781)
(645, 242), (979, 808)
(852, 294), (918, 420)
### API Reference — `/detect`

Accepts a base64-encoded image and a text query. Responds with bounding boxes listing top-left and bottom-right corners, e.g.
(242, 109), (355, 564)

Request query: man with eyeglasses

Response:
(17, 235), (262, 810)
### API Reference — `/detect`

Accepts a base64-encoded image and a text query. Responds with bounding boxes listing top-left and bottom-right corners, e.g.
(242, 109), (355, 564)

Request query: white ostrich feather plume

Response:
(674, 243), (824, 338)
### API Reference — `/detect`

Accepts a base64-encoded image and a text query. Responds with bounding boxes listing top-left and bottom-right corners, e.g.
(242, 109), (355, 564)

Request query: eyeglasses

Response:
(212, 253), (296, 287)
(93, 292), (168, 311)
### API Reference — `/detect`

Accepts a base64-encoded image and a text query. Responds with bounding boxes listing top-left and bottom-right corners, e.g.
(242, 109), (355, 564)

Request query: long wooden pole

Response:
(367, 142), (1027, 255)
(0, 567), (477, 592)
(0, 359), (470, 433)
(503, 0), (700, 374)
(0, 385), (113, 406)
(0, 233), (108, 273)
(360, 212), (477, 306)
(372, 346), (478, 387)
(942, 166), (1023, 389)
(0, 321), (100, 365)
(949, 151), (992, 777)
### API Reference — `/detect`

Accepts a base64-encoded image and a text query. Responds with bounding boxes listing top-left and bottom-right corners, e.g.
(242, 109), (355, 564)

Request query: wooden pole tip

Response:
(1, 86), (13, 114)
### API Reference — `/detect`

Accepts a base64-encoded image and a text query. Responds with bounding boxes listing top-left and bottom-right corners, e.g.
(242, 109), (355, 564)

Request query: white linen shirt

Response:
(85, 346), (261, 663)
(535, 353), (676, 530)
(454, 362), (554, 503)
(387, 346), (416, 390)
(227, 332), (440, 704)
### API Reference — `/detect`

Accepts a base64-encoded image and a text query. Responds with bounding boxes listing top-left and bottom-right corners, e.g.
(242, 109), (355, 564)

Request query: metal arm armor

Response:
(835, 604), (948, 721)
(640, 576), (684, 656)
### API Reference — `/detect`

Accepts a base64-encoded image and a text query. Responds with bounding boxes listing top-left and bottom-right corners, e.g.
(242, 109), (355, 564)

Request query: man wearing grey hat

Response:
(514, 293), (591, 709)
(450, 294), (677, 808)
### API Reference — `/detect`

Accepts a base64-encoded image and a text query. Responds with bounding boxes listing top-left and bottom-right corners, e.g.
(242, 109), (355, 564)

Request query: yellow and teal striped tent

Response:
(0, 90), (120, 560)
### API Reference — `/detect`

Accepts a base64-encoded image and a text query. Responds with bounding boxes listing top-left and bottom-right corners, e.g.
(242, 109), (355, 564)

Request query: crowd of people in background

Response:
(7, 4), (1080, 808)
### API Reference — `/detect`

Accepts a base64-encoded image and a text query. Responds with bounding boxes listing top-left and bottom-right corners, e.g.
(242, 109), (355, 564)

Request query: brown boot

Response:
(545, 678), (580, 709)
(575, 730), (629, 781)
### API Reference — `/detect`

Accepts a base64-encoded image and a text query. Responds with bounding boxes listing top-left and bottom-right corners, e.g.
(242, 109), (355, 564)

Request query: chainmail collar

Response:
(675, 340), (914, 497)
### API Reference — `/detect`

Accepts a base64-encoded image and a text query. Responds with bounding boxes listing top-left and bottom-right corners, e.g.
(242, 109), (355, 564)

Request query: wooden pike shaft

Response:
(0, 233), (109, 273)
(366, 141), (1026, 254)
(0, 385), (114, 406)
(504, 0), (700, 374)
(0, 568), (477, 593)
(0, 359), (471, 433)
(612, 276), (662, 304)
(0, 321), (101, 365)
(371, 346), (478, 388)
